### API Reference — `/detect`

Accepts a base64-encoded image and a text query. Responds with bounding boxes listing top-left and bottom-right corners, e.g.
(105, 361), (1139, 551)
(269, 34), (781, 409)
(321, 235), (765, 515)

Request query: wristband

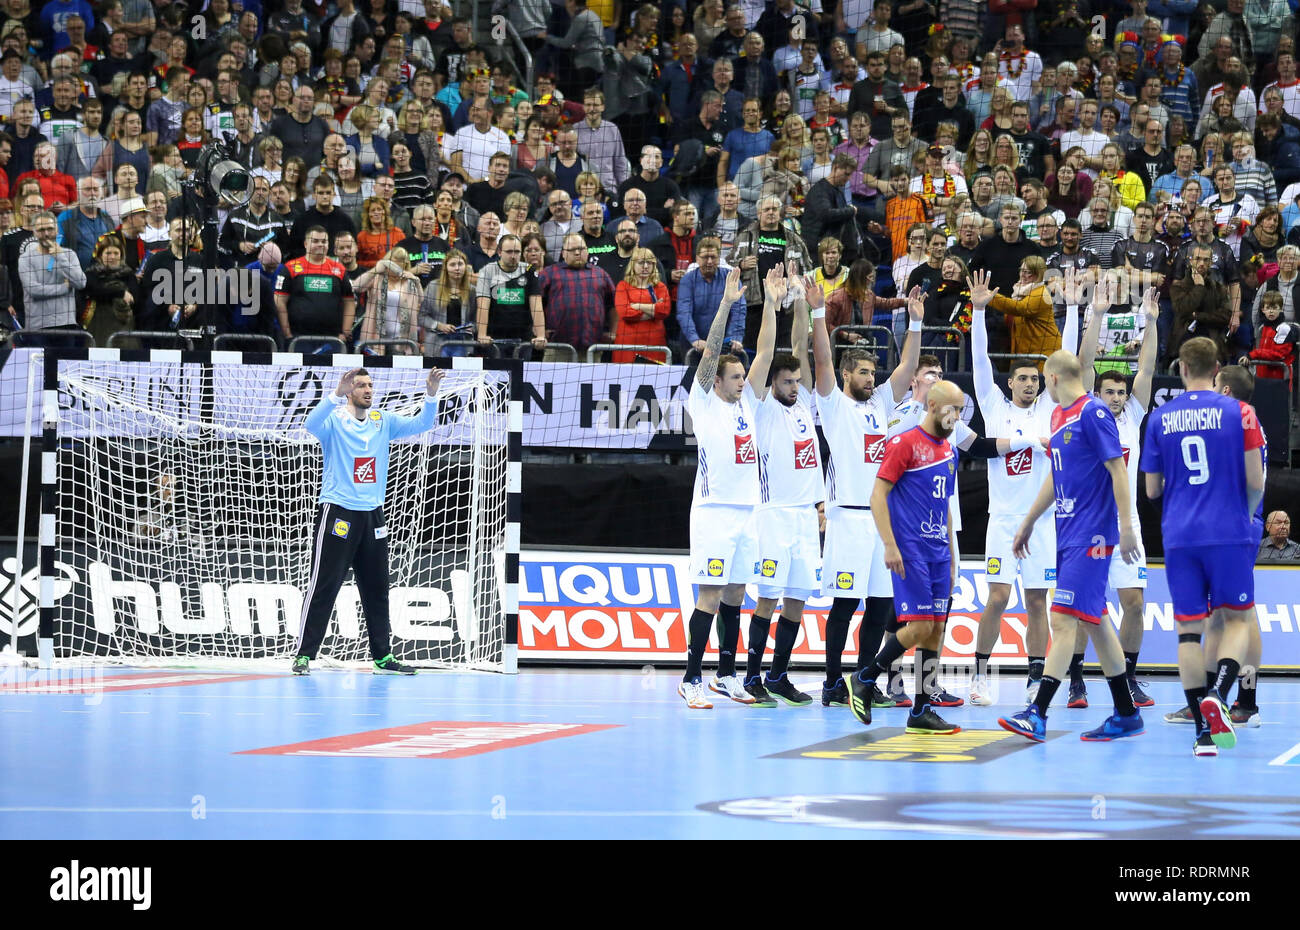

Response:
(908, 319), (921, 332)
(1008, 435), (1033, 453)
(811, 306), (826, 320)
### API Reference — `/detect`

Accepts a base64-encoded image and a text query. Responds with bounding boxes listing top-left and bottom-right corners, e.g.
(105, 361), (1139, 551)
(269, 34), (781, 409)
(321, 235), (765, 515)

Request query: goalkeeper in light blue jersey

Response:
(292, 366), (446, 676)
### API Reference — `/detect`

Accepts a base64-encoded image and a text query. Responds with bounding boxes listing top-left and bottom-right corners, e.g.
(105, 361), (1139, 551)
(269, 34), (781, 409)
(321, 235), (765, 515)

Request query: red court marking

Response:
(0, 672), (279, 695)
(239, 720), (621, 759)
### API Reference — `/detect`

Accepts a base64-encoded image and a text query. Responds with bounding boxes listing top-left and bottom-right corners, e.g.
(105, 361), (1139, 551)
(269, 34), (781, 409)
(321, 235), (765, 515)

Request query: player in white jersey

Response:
(965, 269), (1080, 706)
(679, 266), (781, 710)
(743, 273), (823, 706)
(813, 280), (927, 710)
(1068, 277), (1160, 709)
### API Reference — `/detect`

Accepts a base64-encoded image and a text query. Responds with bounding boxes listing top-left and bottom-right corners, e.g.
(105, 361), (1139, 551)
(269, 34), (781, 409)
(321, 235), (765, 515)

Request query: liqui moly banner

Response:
(517, 550), (1300, 669)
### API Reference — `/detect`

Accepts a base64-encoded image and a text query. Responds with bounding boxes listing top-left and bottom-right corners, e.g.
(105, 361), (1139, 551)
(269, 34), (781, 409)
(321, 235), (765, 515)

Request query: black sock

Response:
(857, 597), (893, 673)
(684, 608), (714, 681)
(1124, 651), (1139, 679)
(1213, 658), (1241, 702)
(715, 602), (741, 678)
(745, 614), (771, 681)
(974, 652), (991, 678)
(769, 616), (800, 679)
(1028, 656), (1045, 682)
(1032, 675), (1062, 716)
(1107, 674), (1137, 716)
(863, 633), (907, 683)
(1068, 652), (1085, 685)
(915, 648), (939, 709)
(1237, 674), (1258, 711)
(824, 598), (856, 687)
(1205, 670), (1216, 689)
(1186, 686), (1208, 730)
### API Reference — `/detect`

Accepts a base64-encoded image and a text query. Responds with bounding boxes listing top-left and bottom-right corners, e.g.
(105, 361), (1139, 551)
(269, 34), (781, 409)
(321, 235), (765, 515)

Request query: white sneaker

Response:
(678, 678), (713, 709)
(1026, 679), (1041, 704)
(709, 674), (756, 704)
(969, 674), (995, 706)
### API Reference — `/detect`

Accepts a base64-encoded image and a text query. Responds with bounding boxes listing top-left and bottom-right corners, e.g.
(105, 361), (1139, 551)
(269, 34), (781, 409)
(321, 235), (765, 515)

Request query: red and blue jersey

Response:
(877, 426), (958, 562)
(1047, 395), (1125, 549)
(1139, 391), (1266, 550)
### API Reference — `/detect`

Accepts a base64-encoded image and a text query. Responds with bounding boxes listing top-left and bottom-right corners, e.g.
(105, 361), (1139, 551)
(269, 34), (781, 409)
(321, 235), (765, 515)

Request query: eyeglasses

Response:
(562, 246), (587, 252)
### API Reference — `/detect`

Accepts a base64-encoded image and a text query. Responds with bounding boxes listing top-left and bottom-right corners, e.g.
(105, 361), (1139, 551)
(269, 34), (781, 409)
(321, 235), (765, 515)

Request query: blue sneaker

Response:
(1080, 711), (1145, 741)
(997, 706), (1047, 742)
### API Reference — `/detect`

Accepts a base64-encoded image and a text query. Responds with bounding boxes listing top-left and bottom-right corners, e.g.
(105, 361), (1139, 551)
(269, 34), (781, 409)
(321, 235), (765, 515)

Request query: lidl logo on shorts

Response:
(760, 559), (778, 577)
(707, 558), (725, 577)
(1045, 568), (1057, 582)
(835, 571), (854, 589)
(369, 410), (381, 422)
(987, 557), (1002, 575)
(1137, 567), (1147, 580)
(332, 520), (351, 538)
(1054, 589), (1075, 605)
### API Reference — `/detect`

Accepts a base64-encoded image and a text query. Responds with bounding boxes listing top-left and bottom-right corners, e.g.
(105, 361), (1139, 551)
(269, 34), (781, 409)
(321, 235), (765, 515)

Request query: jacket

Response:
(1171, 272), (1233, 359)
(613, 280), (672, 363)
(727, 221), (813, 302)
(988, 283), (1063, 358)
(802, 179), (862, 263)
(826, 288), (906, 342)
(354, 265), (424, 352)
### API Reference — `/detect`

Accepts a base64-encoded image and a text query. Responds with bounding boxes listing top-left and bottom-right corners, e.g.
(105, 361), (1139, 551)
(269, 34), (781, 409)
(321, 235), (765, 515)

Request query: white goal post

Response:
(37, 349), (522, 673)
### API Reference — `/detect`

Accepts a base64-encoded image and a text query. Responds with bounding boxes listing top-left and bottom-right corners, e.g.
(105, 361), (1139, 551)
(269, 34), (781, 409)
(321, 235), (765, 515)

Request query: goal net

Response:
(39, 350), (520, 672)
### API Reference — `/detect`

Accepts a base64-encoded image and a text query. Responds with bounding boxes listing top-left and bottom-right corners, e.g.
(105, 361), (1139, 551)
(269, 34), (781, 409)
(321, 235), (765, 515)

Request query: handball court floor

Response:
(1, 666), (1298, 840)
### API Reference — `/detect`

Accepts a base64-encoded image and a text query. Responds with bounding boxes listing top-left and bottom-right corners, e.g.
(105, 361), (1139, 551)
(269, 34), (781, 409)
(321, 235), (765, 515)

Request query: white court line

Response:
(0, 806), (711, 818)
(119, 711), (149, 715)
(60, 710), (91, 714)
(1269, 741), (1300, 766)
(234, 712), (262, 716)
(2, 709), (33, 713)
(293, 713), (322, 716)
(178, 712), (209, 716)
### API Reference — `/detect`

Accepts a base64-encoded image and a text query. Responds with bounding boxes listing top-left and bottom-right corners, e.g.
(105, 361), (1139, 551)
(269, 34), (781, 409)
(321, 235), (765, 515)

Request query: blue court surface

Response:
(1, 666), (1298, 840)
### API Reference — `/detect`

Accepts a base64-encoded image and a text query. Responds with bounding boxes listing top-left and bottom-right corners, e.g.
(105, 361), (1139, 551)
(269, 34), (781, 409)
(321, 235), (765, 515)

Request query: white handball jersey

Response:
(1114, 394), (1147, 520)
(977, 387), (1054, 516)
(688, 380), (762, 507)
(755, 385), (825, 507)
(816, 379), (895, 508)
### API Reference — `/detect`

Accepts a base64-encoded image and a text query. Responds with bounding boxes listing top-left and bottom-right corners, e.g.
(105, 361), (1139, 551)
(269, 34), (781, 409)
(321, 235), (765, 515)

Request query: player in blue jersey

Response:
(989, 345), (1145, 743)
(850, 379), (966, 734)
(292, 366), (446, 676)
(1141, 341), (1267, 756)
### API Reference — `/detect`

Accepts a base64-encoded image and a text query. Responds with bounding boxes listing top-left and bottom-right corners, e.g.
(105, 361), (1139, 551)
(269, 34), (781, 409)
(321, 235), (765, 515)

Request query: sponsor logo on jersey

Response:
(707, 558), (725, 577)
(794, 438), (817, 469)
(332, 520), (351, 538)
(1045, 568), (1057, 581)
(935, 598), (949, 613)
(835, 571), (854, 589)
(864, 433), (885, 463)
(1137, 567), (1146, 580)
(1056, 496), (1075, 515)
(369, 410), (381, 422)
(987, 557), (1002, 575)
(760, 559), (778, 578)
(1005, 447), (1034, 476)
(302, 275), (335, 293)
(1054, 589), (1075, 605)
(1097, 409), (1106, 419)
(734, 433), (757, 464)
(353, 457), (377, 483)
(816, 568), (822, 582)
(375, 526), (388, 539)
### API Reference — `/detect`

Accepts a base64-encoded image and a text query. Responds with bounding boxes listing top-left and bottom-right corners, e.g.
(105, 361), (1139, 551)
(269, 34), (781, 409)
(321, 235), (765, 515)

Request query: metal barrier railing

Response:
(684, 345), (793, 367)
(357, 339), (421, 356)
(986, 353), (1049, 370)
(830, 325), (895, 367)
(108, 330), (193, 349)
(289, 336), (347, 354)
(435, 335), (502, 357)
(921, 325), (966, 372)
(213, 333), (277, 352)
(587, 344), (673, 364)
(11, 329), (95, 349)
(518, 342), (578, 362)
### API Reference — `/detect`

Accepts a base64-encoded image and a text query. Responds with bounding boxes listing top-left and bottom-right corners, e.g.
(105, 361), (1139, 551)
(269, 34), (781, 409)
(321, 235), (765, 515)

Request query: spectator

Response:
(58, 97), (104, 180)
(576, 199), (617, 270)
(983, 255), (1063, 357)
(465, 152), (512, 225)
(1252, 244), (1300, 321)
(576, 87), (630, 194)
(146, 66), (190, 147)
(1242, 290), (1296, 385)
(421, 248), (475, 357)
(611, 246), (671, 362)
(354, 247), (423, 353)
(543, 0), (606, 101)
(673, 92), (728, 228)
(1171, 242), (1234, 359)
(1204, 162), (1260, 259)
(17, 143), (76, 211)
(826, 258), (905, 355)
(613, 188), (664, 247)
(728, 195), (812, 347)
(893, 222), (930, 299)
(719, 98), (775, 186)
(428, 190), (467, 249)
(949, 210), (986, 265)
(289, 176), (358, 258)
(810, 236), (848, 301)
(1228, 136), (1278, 208)
(1258, 511), (1300, 560)
(546, 127), (591, 200)
(616, 146), (681, 228)
(1081, 197), (1128, 267)
(444, 96), (511, 184)
(271, 224), (357, 346)
(356, 197), (405, 269)
(650, 200), (699, 302)
(542, 189), (580, 262)
(221, 177), (290, 260)
(475, 232), (546, 355)
(19, 209), (85, 332)
(603, 219), (645, 284)
(102, 163), (141, 226)
(803, 154), (864, 265)
(81, 231), (139, 348)
(56, 175), (112, 270)
(344, 104), (392, 177)
(1198, 0), (1256, 73)
(861, 113), (925, 195)
(466, 212), (503, 271)
(676, 235), (744, 357)
(970, 200), (1042, 353)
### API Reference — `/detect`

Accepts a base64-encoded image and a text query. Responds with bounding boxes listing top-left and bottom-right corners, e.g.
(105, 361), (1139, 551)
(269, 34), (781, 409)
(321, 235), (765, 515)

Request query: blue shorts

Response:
(1052, 545), (1114, 624)
(1165, 544), (1257, 623)
(893, 557), (951, 623)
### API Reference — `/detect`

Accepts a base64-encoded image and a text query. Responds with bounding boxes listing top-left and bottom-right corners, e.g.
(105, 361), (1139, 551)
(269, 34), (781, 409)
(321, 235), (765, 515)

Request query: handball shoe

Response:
(821, 678), (850, 707)
(1229, 703), (1261, 727)
(373, 654), (417, 675)
(849, 673), (873, 726)
(291, 655), (310, 676)
(678, 678), (713, 710)
(998, 706), (1047, 742)
(870, 683), (898, 707)
(1080, 711), (1145, 741)
(1127, 676), (1154, 707)
(1163, 705), (1195, 725)
(905, 706), (962, 734)
(930, 687), (964, 707)
(742, 677), (777, 707)
(968, 674), (995, 706)
(709, 674), (756, 704)
(765, 673), (813, 706)
(1194, 730), (1218, 757)
(1067, 680), (1088, 708)
(1199, 694), (1236, 750)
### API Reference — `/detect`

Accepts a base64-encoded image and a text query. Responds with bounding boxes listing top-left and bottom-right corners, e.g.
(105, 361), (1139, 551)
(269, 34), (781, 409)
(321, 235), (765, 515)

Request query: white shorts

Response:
(690, 503), (759, 585)
(1108, 545), (1148, 590)
(820, 506), (894, 599)
(754, 504), (822, 601)
(985, 511), (1057, 588)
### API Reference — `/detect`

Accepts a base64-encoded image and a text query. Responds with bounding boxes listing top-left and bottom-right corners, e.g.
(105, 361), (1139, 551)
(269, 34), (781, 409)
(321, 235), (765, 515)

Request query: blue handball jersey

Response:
(877, 426), (958, 561)
(1048, 395), (1125, 549)
(304, 392), (439, 511)
(1138, 391), (1265, 549)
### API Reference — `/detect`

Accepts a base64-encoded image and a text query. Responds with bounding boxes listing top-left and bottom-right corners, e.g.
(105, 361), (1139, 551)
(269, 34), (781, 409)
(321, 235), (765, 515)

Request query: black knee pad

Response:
(1178, 633), (1201, 645)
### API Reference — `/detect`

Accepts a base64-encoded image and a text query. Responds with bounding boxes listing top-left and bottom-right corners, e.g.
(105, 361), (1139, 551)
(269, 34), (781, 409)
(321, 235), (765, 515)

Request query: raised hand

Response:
(1141, 285), (1159, 321)
(1092, 272), (1116, 314)
(906, 284), (925, 321)
(722, 264), (746, 306)
(764, 263), (788, 304)
(802, 274), (825, 310)
(427, 367), (446, 395)
(336, 368), (363, 397)
(966, 269), (998, 310)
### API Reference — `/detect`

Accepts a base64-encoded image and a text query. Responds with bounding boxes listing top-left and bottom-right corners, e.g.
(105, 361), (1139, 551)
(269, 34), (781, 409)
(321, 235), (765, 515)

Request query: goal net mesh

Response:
(48, 357), (510, 670)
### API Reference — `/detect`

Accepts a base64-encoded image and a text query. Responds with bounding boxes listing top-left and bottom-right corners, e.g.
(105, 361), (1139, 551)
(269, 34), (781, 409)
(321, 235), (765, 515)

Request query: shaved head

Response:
(927, 380), (965, 410)
(1045, 350), (1081, 381)
(925, 380), (966, 438)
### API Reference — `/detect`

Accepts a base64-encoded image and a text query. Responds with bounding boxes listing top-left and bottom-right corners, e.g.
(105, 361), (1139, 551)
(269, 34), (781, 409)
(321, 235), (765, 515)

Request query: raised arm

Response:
(790, 274), (813, 393)
(1131, 285), (1160, 409)
(966, 269), (1000, 405)
(1078, 271), (1113, 393)
(696, 265), (745, 392)
(886, 285), (926, 399)
(811, 274), (836, 398)
(747, 264), (786, 395)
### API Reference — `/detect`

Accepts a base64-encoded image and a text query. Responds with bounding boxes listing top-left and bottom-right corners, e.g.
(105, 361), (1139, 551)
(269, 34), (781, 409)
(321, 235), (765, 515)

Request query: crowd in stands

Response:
(0, 0), (1298, 393)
